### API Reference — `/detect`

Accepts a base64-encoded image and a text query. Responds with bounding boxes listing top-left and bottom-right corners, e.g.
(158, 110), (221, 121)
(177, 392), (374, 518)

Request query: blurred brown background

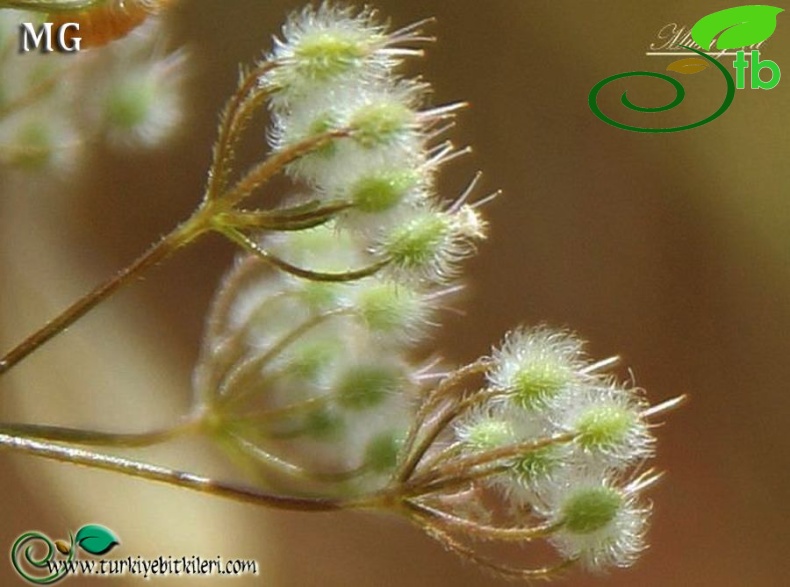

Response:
(2, 1), (789, 585)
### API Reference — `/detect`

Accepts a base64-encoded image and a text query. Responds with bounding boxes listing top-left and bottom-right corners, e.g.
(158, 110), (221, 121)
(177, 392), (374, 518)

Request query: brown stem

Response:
(226, 200), (352, 231)
(0, 433), (373, 512)
(0, 75), (58, 119)
(217, 310), (344, 407)
(220, 129), (349, 208)
(226, 430), (368, 484)
(396, 359), (492, 482)
(206, 61), (278, 200)
(408, 433), (576, 492)
(222, 227), (389, 283)
(0, 218), (206, 377)
(404, 499), (559, 542)
(0, 417), (199, 448)
(415, 518), (575, 580)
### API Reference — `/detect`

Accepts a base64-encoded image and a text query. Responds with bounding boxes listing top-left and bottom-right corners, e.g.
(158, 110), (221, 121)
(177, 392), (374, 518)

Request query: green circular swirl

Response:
(589, 46), (736, 133)
(11, 532), (71, 585)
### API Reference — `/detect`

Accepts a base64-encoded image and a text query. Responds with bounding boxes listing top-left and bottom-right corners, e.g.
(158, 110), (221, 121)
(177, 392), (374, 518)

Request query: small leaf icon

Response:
(54, 539), (71, 555)
(74, 525), (119, 556)
(666, 58), (709, 74)
(691, 6), (783, 50)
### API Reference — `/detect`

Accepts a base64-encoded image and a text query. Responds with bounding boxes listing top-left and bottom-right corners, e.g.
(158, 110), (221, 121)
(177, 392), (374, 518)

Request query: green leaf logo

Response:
(74, 525), (120, 556)
(691, 5), (783, 50)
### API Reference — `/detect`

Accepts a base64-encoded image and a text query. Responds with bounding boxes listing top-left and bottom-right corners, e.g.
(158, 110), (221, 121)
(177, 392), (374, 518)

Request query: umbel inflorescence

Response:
(195, 4), (485, 492)
(0, 3), (683, 582)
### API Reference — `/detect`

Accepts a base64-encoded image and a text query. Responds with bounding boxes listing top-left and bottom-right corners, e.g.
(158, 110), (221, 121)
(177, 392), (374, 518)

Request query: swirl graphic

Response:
(11, 532), (72, 585)
(589, 46), (735, 133)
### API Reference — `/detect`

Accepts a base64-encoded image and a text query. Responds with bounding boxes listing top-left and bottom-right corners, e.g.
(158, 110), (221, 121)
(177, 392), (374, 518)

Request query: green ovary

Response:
(106, 80), (155, 131)
(357, 282), (421, 334)
(336, 364), (402, 410)
(351, 102), (413, 147)
(294, 33), (368, 80)
(386, 214), (449, 268)
(364, 431), (403, 473)
(576, 405), (636, 450)
(562, 486), (622, 534)
(351, 170), (418, 213)
(303, 407), (345, 440)
(464, 419), (512, 451)
(511, 363), (570, 409)
(512, 446), (558, 481)
(13, 122), (52, 169)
